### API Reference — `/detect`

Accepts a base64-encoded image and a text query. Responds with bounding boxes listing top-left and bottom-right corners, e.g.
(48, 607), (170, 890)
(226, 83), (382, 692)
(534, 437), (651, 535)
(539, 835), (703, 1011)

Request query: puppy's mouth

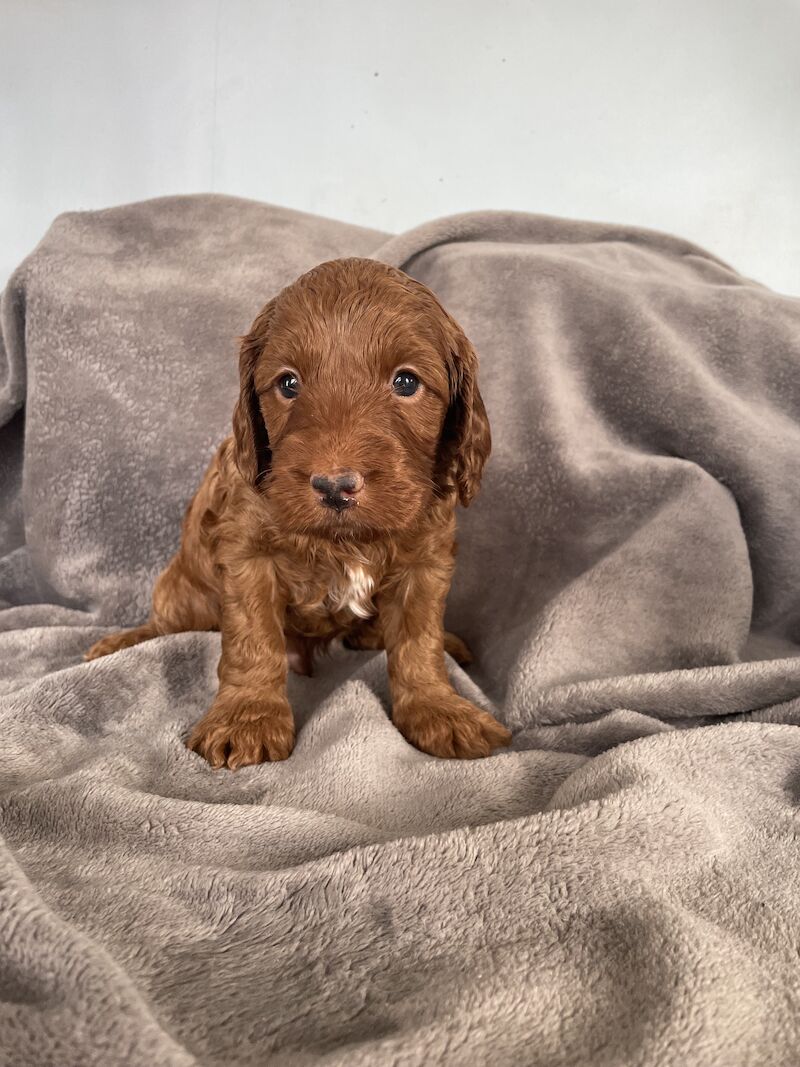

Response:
(265, 464), (427, 541)
(306, 492), (380, 540)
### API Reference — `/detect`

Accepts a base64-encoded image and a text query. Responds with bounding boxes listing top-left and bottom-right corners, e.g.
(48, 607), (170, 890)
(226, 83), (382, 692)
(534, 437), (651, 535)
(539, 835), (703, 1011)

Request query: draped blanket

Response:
(1, 195), (800, 1066)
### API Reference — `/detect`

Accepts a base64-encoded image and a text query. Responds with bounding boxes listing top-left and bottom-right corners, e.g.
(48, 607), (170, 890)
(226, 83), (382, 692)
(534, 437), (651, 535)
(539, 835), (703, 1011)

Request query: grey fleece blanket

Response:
(1, 195), (800, 1067)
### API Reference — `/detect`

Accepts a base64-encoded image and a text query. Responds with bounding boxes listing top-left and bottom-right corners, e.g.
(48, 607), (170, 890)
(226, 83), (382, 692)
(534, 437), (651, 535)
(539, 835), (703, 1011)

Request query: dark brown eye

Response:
(277, 372), (300, 399)
(392, 370), (420, 397)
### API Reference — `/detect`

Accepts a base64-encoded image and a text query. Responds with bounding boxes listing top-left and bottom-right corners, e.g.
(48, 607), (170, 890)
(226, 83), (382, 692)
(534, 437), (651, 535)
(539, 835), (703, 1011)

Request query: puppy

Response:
(86, 258), (511, 767)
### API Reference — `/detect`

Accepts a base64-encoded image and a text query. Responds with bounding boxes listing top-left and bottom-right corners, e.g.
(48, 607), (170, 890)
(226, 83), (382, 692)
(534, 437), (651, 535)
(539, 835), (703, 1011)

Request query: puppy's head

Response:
(232, 258), (490, 541)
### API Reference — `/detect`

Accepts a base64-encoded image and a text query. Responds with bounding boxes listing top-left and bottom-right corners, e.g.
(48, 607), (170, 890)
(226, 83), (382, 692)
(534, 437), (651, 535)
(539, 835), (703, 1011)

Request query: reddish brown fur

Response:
(86, 258), (511, 767)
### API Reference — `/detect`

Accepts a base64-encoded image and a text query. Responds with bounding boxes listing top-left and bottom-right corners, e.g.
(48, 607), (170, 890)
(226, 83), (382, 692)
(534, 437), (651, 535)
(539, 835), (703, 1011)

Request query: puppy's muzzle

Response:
(310, 469), (364, 512)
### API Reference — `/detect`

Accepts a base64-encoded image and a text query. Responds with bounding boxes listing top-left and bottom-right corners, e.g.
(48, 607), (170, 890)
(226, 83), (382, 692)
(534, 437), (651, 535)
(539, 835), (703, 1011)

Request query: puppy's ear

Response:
(232, 299), (276, 488)
(436, 315), (492, 507)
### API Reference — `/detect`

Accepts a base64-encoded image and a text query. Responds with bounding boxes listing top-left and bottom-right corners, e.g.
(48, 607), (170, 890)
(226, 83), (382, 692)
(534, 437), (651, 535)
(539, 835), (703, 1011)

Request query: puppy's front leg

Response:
(188, 555), (294, 769)
(380, 563), (511, 759)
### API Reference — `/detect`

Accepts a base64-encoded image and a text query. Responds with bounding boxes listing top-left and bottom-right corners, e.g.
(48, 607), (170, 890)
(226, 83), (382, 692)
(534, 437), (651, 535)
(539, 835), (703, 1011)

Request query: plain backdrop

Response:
(2, 0), (799, 294)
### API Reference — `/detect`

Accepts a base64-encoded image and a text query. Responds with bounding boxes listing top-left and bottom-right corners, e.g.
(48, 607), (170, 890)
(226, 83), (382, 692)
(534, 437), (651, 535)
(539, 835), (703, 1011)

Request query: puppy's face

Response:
(233, 258), (490, 541)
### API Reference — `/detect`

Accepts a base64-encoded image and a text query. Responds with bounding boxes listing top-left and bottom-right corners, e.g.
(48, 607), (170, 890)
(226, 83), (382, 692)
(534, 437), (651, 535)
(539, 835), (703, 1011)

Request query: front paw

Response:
(188, 694), (295, 769)
(393, 693), (511, 759)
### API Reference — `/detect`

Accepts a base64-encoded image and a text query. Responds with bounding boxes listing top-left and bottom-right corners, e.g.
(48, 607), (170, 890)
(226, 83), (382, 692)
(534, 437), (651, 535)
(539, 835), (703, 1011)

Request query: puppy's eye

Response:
(392, 370), (420, 397)
(277, 373), (300, 399)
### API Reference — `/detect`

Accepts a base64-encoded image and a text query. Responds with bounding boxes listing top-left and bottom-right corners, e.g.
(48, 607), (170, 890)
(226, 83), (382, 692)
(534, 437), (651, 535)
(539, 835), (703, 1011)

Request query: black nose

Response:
(310, 469), (364, 512)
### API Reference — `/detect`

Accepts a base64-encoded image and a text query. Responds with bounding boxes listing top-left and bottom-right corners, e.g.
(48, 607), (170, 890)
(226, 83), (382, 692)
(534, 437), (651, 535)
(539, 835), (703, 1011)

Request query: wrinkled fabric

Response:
(1, 195), (799, 1066)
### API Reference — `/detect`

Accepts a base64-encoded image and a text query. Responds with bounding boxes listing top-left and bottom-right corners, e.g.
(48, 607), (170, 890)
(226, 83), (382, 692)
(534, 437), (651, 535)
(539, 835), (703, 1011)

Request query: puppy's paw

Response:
(188, 695), (295, 769)
(394, 694), (511, 759)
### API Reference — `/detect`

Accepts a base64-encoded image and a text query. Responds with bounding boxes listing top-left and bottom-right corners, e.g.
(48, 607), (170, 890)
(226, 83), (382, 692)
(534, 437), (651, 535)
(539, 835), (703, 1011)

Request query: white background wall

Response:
(2, 0), (799, 293)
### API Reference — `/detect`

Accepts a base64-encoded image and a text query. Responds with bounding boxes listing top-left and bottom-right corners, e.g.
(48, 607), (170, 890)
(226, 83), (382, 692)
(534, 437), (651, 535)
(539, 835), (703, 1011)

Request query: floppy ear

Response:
(232, 299), (276, 488)
(436, 315), (492, 507)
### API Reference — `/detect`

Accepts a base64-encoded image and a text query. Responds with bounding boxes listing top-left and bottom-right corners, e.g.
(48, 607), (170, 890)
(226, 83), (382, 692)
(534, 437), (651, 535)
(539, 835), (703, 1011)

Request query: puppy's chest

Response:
(285, 559), (379, 628)
(325, 564), (376, 620)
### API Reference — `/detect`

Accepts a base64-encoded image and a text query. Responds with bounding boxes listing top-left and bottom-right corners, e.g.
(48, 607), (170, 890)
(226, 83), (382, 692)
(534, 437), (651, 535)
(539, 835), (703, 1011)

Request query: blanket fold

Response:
(1, 195), (799, 1066)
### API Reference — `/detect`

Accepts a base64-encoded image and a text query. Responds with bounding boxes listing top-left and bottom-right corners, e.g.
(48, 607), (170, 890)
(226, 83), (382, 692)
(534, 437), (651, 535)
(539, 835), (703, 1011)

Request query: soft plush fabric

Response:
(1, 195), (800, 1066)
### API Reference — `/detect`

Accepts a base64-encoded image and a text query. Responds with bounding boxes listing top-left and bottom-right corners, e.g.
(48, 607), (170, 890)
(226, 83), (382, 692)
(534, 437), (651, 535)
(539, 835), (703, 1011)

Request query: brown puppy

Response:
(86, 258), (511, 767)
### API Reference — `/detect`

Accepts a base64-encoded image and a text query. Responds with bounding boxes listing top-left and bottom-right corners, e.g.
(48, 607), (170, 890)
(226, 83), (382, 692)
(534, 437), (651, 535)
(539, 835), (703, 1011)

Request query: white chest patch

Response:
(329, 565), (375, 619)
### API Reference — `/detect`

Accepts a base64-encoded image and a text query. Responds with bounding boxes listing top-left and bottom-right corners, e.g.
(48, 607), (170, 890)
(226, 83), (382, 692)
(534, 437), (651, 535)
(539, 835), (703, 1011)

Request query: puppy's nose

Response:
(310, 469), (364, 512)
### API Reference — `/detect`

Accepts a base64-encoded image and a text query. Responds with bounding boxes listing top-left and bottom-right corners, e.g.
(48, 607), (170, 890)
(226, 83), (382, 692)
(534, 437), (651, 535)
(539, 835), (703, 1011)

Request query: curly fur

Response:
(86, 258), (510, 766)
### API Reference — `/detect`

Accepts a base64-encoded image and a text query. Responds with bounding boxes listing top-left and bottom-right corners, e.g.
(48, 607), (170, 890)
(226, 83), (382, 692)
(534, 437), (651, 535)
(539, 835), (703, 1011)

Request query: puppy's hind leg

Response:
(85, 621), (162, 660)
(443, 632), (473, 667)
(85, 553), (219, 661)
(344, 617), (474, 667)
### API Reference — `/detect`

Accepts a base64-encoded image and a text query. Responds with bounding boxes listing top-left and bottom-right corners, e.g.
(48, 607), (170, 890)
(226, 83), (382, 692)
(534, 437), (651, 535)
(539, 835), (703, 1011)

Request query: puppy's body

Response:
(87, 258), (511, 766)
